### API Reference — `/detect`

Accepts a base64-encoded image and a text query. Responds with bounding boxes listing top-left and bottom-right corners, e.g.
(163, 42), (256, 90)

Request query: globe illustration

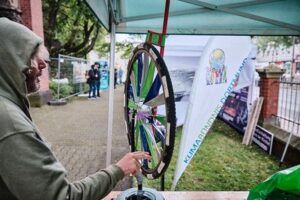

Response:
(209, 48), (225, 70)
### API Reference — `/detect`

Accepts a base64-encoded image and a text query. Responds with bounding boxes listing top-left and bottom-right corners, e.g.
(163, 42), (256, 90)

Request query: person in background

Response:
(118, 67), (124, 84)
(0, 15), (151, 200)
(94, 62), (101, 97)
(87, 64), (96, 99)
(114, 68), (118, 89)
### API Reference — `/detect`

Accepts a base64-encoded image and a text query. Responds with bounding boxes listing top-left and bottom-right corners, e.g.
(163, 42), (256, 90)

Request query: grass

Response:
(139, 119), (286, 191)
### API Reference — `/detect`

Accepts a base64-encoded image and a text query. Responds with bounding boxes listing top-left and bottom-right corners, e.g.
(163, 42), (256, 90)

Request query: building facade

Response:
(256, 43), (300, 79)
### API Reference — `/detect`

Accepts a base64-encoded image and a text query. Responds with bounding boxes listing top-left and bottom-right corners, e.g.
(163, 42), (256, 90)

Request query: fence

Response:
(274, 78), (300, 136)
(49, 54), (90, 101)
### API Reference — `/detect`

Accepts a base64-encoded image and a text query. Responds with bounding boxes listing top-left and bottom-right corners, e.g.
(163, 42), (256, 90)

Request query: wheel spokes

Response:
(134, 120), (141, 149)
(134, 118), (164, 170)
(141, 61), (155, 99)
(130, 72), (137, 101)
(133, 61), (138, 96)
(143, 93), (165, 107)
(144, 120), (166, 143)
(141, 52), (149, 93)
(128, 99), (138, 110)
(139, 124), (152, 167)
(137, 53), (143, 97)
(146, 114), (167, 125)
(143, 124), (162, 160)
(126, 44), (175, 176)
(143, 74), (161, 104)
(156, 115), (167, 125)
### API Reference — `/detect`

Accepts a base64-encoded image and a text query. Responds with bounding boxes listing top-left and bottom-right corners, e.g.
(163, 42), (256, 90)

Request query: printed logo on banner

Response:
(206, 48), (227, 85)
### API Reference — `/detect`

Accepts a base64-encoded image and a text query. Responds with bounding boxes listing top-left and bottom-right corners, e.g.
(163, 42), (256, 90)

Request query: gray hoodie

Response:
(0, 18), (124, 200)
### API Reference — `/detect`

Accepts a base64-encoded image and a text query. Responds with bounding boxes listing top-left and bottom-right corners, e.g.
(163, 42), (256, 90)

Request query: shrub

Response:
(49, 80), (73, 99)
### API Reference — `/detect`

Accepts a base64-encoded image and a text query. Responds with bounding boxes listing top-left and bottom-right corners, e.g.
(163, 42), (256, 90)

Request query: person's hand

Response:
(116, 152), (151, 176)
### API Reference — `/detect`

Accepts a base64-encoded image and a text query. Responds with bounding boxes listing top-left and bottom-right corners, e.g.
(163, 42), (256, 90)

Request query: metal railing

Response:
(274, 78), (300, 136)
(49, 54), (90, 101)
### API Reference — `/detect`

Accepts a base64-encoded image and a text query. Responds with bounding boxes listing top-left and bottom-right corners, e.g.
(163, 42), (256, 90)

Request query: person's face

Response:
(23, 47), (49, 93)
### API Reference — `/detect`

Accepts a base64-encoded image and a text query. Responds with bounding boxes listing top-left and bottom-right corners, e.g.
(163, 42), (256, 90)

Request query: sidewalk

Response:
(30, 85), (132, 190)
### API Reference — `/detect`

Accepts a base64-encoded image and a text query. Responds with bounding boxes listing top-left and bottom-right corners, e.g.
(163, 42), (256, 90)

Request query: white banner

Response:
(171, 36), (252, 190)
(234, 44), (257, 91)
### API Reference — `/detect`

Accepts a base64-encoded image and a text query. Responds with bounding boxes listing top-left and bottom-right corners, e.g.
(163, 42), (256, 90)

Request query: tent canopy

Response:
(85, 0), (300, 35)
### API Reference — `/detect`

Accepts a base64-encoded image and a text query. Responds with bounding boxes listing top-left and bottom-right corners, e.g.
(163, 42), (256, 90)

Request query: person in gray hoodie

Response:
(0, 17), (150, 200)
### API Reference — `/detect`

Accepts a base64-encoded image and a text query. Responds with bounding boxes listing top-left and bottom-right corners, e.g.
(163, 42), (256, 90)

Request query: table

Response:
(103, 191), (249, 200)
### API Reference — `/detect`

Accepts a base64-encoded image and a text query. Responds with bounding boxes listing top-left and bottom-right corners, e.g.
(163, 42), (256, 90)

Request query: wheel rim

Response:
(124, 43), (176, 179)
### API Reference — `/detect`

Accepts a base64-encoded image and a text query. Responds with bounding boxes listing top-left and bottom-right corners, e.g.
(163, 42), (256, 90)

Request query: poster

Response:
(98, 60), (109, 90)
(253, 126), (274, 155)
(219, 89), (274, 154)
(218, 87), (249, 133)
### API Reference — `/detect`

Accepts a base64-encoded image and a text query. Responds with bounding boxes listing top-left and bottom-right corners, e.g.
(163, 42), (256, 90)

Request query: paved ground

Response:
(30, 85), (132, 190)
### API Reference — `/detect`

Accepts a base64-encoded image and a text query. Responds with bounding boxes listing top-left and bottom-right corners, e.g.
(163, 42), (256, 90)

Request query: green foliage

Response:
(116, 42), (135, 59)
(42, 0), (145, 60)
(94, 33), (144, 59)
(141, 120), (286, 191)
(42, 0), (104, 57)
(82, 83), (90, 93)
(93, 28), (110, 58)
(255, 36), (300, 54)
(116, 34), (145, 59)
(49, 81), (73, 99)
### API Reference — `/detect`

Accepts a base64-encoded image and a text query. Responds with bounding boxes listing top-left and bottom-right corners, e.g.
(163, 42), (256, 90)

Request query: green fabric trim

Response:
(156, 116), (166, 125)
(151, 33), (159, 45)
(128, 99), (137, 110)
(143, 125), (156, 168)
(135, 120), (141, 148)
(141, 61), (155, 99)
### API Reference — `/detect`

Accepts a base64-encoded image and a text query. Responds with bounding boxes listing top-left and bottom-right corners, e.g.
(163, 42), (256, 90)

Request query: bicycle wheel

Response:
(124, 42), (176, 179)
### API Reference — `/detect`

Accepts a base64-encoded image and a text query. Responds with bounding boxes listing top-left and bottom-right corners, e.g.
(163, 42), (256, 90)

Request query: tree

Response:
(42, 1), (144, 59)
(94, 34), (145, 59)
(43, 0), (105, 57)
(255, 36), (300, 55)
(115, 34), (145, 59)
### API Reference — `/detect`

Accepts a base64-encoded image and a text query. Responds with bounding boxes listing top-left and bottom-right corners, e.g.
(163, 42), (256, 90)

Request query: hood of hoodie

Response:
(0, 17), (42, 119)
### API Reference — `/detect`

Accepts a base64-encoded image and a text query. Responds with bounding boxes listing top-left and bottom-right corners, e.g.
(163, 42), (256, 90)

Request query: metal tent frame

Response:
(83, 0), (300, 168)
(86, 0), (300, 35)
